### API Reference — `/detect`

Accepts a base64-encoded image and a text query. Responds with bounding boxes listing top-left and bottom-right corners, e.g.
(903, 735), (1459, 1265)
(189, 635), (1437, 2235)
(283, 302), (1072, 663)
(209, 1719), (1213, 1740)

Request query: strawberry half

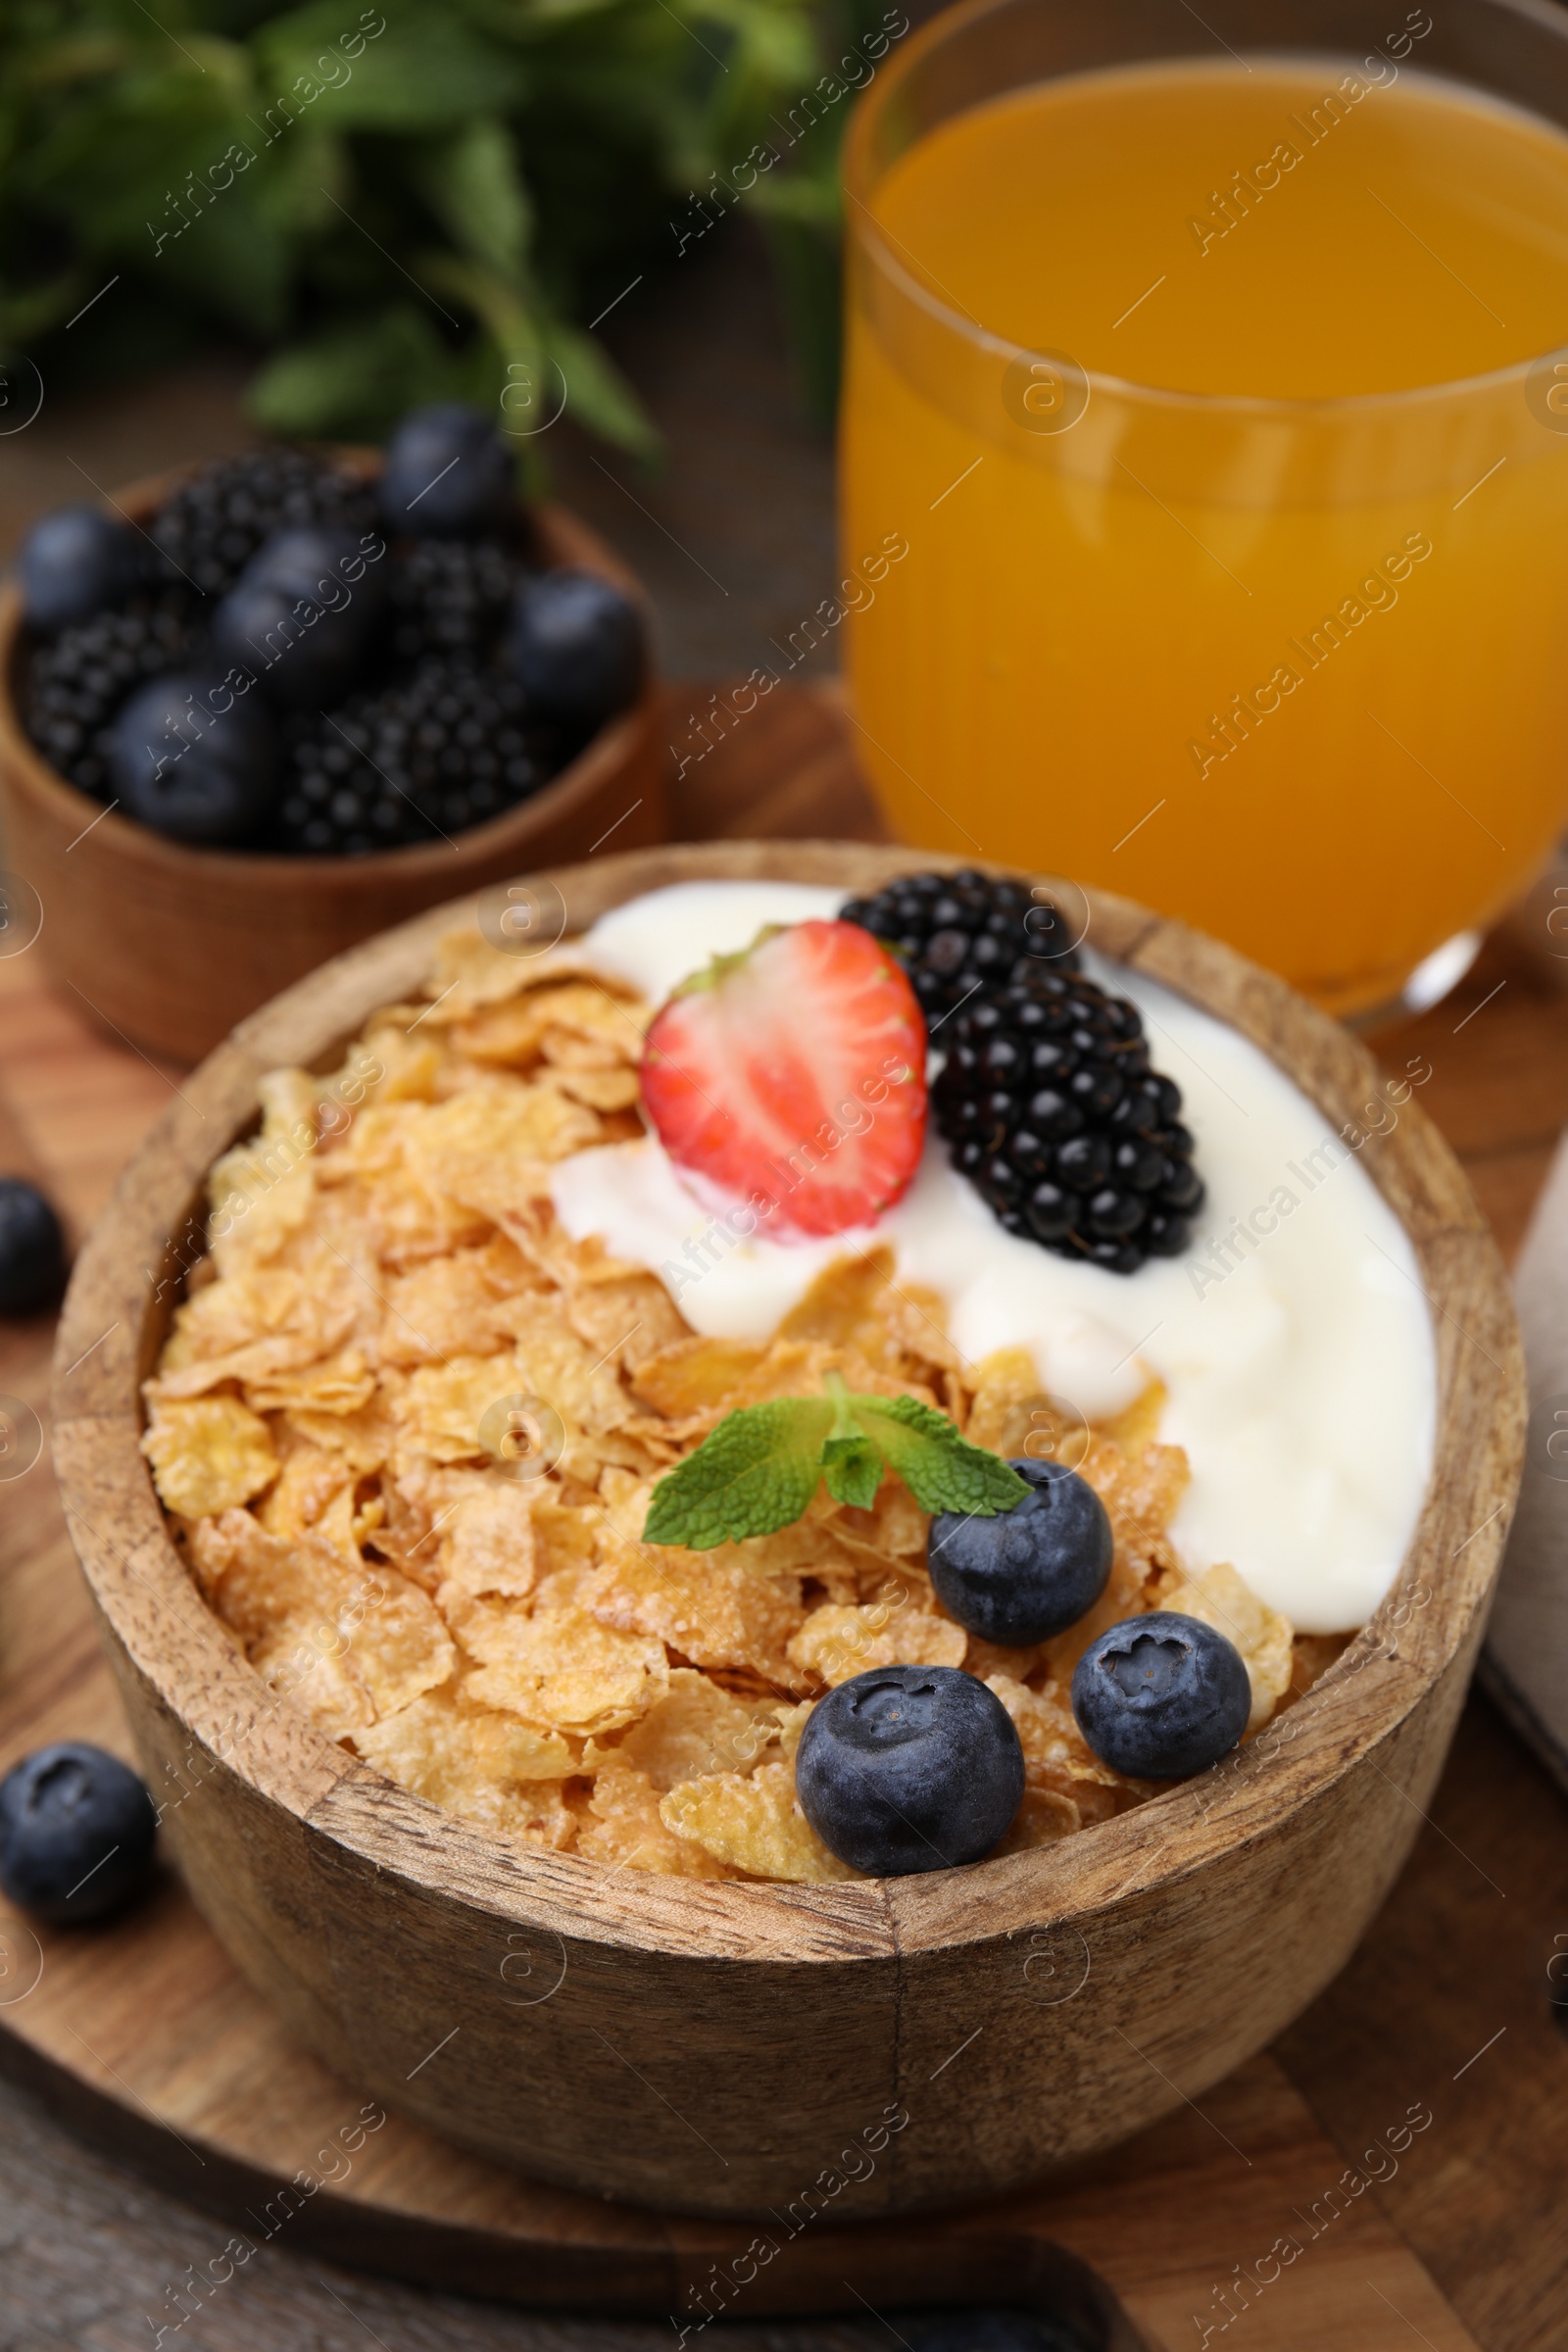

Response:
(639, 920), (928, 1238)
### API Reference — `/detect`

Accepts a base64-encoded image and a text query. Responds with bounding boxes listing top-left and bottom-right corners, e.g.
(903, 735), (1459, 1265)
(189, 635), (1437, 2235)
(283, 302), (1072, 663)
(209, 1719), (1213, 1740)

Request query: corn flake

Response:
(550, 1066), (644, 1113)
(188, 1508), (456, 1733)
(354, 1685), (575, 1840)
(990, 1786), (1082, 1853)
(985, 1672), (1125, 1792)
(1164, 1563), (1294, 1733)
(631, 1337), (769, 1418)
(402, 1083), (603, 1224)
(577, 1757), (732, 1878)
(143, 1397), (278, 1519)
(786, 1595), (966, 1688)
(587, 1514), (808, 1689)
(451, 1594), (667, 1737)
(661, 1761), (858, 1882)
(593, 1669), (778, 1789)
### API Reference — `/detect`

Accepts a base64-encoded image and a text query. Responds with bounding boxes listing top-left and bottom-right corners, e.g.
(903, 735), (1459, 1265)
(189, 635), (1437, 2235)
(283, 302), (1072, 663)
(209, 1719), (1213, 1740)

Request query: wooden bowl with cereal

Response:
(52, 840), (1523, 2219)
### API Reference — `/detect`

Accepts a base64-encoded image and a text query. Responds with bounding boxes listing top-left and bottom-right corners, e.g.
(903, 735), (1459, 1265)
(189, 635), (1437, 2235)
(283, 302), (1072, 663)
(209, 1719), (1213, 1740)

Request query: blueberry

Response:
(795, 1665), (1024, 1876)
(20, 504), (145, 634)
(111, 673), (281, 846)
(0, 1178), (67, 1315)
(1071, 1611), (1250, 1779)
(928, 1461), (1112, 1646)
(506, 568), (645, 740)
(0, 1742), (157, 1924)
(379, 402), (514, 538)
(211, 527), (387, 710)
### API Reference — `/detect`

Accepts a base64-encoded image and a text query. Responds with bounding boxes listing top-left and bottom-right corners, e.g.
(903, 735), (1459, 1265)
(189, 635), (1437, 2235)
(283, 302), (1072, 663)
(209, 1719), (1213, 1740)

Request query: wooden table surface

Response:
(0, 682), (1567, 2351)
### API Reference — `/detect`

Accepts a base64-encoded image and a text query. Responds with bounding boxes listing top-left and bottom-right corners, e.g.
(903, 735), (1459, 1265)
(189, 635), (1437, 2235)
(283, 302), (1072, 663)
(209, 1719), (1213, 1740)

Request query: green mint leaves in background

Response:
(643, 1375), (1030, 1549)
(0, 0), (891, 458)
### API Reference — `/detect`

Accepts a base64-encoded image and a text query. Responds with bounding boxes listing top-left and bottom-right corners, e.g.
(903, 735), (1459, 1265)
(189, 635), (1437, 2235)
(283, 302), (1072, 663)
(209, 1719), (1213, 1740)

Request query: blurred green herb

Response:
(0, 0), (899, 463)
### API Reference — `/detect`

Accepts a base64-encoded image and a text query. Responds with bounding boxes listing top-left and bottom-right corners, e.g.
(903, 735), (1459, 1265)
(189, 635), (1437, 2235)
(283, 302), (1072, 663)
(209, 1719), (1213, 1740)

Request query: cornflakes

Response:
(187, 1507), (456, 1736)
(661, 1761), (857, 1883)
(142, 1397), (278, 1519)
(786, 1595), (967, 1686)
(991, 1786), (1082, 1853)
(143, 917), (1303, 1876)
(356, 1685), (576, 1838)
(577, 1757), (732, 1878)
(592, 1670), (780, 1789)
(586, 1512), (808, 1688)
(450, 1594), (668, 1737)
(1163, 1563), (1294, 1733)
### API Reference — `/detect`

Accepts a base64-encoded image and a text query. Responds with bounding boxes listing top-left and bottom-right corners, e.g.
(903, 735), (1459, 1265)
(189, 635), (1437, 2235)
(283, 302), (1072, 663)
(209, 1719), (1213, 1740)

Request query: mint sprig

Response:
(642, 1375), (1030, 1550)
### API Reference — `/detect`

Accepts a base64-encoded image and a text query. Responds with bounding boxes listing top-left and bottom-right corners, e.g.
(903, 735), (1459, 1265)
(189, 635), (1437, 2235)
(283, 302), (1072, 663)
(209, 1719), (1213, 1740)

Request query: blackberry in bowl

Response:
(0, 419), (663, 1061)
(24, 590), (197, 800)
(842, 864), (1081, 1018)
(277, 662), (556, 856)
(149, 446), (378, 598)
(932, 965), (1204, 1272)
(387, 538), (523, 670)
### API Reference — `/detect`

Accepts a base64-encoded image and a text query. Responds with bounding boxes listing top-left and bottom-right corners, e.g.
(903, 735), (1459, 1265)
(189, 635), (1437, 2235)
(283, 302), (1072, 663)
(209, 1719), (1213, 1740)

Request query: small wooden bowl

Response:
(0, 464), (665, 1066)
(53, 842), (1524, 2220)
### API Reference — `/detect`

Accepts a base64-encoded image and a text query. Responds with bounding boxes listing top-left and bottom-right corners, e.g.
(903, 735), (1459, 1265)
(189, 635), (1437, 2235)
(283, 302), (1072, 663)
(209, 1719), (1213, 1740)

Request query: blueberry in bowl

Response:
(1072, 1611), (1251, 1779)
(0, 1742), (157, 1924)
(0, 1177), (67, 1316)
(928, 1459), (1113, 1645)
(110, 672), (281, 846)
(20, 505), (147, 635)
(795, 1664), (1025, 1875)
(506, 567), (645, 744)
(211, 527), (388, 710)
(378, 403), (514, 539)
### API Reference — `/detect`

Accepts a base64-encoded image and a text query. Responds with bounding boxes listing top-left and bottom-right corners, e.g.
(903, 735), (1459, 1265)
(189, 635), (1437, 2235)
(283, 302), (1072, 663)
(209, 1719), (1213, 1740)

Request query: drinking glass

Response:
(840, 0), (1568, 1017)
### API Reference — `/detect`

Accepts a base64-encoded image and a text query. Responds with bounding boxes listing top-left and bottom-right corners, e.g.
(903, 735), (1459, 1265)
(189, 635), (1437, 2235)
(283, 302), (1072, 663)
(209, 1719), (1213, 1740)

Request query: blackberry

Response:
(931, 966), (1204, 1274)
(275, 660), (560, 857)
(387, 540), (521, 670)
(24, 590), (198, 799)
(842, 867), (1080, 1022)
(150, 449), (377, 599)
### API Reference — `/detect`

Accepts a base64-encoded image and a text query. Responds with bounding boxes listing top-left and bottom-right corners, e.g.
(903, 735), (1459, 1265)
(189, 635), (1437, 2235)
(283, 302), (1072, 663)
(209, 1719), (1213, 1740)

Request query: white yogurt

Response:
(558, 881), (1436, 1634)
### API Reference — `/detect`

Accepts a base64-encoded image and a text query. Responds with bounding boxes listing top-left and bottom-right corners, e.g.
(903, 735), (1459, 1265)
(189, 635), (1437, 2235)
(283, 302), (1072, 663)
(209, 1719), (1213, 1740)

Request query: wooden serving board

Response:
(1, 687), (1565, 2351)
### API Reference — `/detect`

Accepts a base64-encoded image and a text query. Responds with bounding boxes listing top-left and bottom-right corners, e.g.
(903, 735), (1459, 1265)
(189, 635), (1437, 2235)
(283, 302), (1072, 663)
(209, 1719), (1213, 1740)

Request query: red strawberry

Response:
(640, 921), (928, 1238)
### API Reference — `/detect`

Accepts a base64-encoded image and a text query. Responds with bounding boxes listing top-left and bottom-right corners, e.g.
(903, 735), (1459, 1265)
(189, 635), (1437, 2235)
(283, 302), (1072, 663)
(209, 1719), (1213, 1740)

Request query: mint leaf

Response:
(818, 1370), (882, 1505)
(643, 1397), (835, 1549)
(820, 1433), (884, 1510)
(851, 1395), (1031, 1519)
(642, 1383), (1028, 1550)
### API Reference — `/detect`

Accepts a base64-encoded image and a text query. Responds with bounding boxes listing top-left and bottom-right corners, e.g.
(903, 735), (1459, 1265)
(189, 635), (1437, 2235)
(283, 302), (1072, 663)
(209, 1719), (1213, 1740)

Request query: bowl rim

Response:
(0, 458), (661, 890)
(51, 840), (1526, 1964)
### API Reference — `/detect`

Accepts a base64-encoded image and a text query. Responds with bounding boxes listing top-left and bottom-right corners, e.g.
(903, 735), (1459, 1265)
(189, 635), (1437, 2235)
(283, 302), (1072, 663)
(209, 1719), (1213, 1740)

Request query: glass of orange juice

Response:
(841, 0), (1568, 1017)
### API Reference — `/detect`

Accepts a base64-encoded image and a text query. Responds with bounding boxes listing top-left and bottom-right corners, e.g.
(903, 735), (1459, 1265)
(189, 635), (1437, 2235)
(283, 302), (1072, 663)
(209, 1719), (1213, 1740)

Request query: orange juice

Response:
(842, 47), (1568, 1012)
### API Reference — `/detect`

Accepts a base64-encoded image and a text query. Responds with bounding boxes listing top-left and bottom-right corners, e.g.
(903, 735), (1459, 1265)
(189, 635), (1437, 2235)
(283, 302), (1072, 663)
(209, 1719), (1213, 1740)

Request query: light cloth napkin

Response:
(1482, 1132), (1568, 1790)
